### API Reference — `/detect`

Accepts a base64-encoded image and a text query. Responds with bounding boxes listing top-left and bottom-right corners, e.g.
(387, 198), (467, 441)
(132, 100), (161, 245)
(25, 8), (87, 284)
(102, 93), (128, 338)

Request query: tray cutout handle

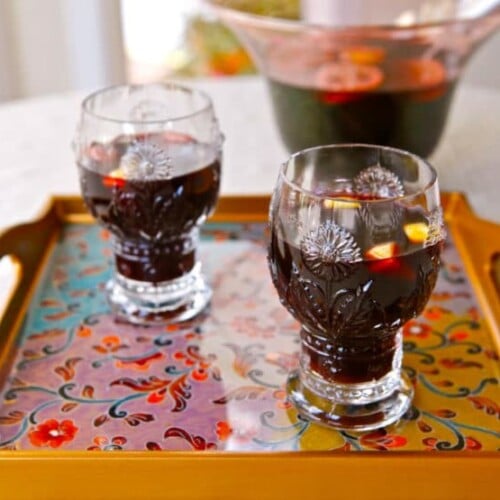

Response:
(0, 203), (60, 383)
(0, 255), (21, 321)
(445, 193), (500, 350)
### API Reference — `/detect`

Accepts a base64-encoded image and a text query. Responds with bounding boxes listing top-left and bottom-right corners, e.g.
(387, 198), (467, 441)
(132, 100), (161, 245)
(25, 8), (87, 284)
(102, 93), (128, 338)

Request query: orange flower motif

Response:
(191, 367), (209, 382)
(449, 331), (469, 342)
(93, 335), (126, 354)
(216, 421), (233, 441)
(273, 389), (293, 409)
(147, 389), (166, 404)
(77, 325), (92, 338)
(403, 320), (432, 339)
(28, 419), (78, 448)
(88, 435), (127, 451)
(115, 352), (164, 371)
(423, 306), (449, 321)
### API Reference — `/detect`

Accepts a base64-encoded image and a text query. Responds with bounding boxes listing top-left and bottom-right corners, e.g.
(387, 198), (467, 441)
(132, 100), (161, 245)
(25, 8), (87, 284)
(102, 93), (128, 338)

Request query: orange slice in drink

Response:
(102, 168), (125, 188)
(365, 242), (399, 261)
(404, 222), (429, 243)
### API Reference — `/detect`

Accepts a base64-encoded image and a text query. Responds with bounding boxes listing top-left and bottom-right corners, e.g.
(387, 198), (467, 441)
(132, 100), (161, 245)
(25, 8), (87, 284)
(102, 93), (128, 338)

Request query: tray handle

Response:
(445, 193), (500, 349)
(0, 203), (60, 381)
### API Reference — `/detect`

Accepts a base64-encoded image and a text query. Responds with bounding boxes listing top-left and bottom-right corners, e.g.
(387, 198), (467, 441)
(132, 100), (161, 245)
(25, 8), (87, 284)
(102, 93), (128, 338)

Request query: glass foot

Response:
(286, 369), (413, 432)
(106, 266), (211, 325)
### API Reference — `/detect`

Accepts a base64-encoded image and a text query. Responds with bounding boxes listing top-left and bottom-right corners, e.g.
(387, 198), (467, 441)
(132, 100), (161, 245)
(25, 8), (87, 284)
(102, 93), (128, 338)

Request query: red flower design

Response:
(216, 421), (233, 441)
(449, 331), (469, 342)
(28, 419), (78, 448)
(423, 306), (449, 321)
(93, 335), (127, 354)
(465, 436), (482, 451)
(359, 429), (407, 451)
(88, 435), (127, 451)
(403, 320), (432, 339)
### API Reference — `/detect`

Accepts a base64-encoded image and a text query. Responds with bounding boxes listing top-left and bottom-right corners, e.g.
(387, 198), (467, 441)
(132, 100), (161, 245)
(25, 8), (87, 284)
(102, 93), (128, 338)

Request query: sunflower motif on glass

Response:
(300, 220), (361, 280)
(353, 165), (404, 198)
(120, 141), (172, 180)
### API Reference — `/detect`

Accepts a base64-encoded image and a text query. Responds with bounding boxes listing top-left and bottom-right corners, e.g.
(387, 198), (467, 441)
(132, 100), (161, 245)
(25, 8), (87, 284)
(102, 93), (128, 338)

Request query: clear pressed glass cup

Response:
(268, 144), (445, 431)
(73, 83), (223, 325)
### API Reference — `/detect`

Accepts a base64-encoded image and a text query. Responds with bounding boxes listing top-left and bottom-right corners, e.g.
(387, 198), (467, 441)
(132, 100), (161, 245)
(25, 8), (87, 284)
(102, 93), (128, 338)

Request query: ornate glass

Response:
(268, 144), (445, 430)
(73, 83), (223, 325)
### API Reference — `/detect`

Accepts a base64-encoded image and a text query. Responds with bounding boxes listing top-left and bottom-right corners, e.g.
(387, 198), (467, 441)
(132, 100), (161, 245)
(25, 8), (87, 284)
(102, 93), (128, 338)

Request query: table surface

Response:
(0, 76), (499, 230)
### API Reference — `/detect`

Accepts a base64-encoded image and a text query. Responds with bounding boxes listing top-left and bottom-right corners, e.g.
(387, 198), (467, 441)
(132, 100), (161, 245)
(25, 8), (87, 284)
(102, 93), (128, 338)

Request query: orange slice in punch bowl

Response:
(388, 58), (447, 101)
(341, 45), (386, 65)
(315, 62), (384, 104)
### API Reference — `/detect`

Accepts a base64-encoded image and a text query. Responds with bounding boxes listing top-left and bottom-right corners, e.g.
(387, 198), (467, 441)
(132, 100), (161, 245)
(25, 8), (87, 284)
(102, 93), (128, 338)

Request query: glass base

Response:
(106, 264), (211, 325)
(286, 369), (413, 432)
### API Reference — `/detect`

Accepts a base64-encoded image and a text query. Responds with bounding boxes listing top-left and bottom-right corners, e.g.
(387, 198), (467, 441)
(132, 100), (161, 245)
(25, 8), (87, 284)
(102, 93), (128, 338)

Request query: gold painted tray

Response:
(0, 194), (498, 500)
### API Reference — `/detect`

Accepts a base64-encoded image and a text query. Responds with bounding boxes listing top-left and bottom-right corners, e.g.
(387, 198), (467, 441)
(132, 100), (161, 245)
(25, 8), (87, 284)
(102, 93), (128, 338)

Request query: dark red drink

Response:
(268, 204), (441, 384)
(78, 132), (221, 283)
(269, 78), (455, 157)
(268, 43), (456, 156)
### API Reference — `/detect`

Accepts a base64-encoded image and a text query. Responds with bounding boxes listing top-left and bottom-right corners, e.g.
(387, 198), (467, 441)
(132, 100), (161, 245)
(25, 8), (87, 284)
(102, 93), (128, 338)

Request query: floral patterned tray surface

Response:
(0, 221), (498, 452)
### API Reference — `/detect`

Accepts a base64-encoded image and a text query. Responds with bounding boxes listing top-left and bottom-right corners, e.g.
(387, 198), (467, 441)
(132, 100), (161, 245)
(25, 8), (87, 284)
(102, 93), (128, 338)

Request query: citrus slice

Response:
(404, 222), (429, 243)
(387, 58), (446, 91)
(102, 168), (125, 188)
(365, 242), (399, 261)
(323, 199), (361, 210)
(341, 46), (386, 65)
(315, 62), (384, 93)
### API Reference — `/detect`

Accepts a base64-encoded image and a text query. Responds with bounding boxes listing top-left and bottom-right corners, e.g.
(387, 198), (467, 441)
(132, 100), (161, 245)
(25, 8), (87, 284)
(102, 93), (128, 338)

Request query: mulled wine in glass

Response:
(74, 84), (223, 324)
(268, 144), (445, 430)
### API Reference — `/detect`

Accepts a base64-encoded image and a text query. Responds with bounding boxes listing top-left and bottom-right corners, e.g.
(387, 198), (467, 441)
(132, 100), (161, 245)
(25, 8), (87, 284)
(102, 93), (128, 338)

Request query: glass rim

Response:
(210, 1), (499, 34)
(279, 143), (438, 204)
(81, 82), (214, 125)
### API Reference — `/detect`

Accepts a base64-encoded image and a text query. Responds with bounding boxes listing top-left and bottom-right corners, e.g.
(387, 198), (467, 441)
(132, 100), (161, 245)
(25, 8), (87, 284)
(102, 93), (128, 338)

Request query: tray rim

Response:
(0, 193), (499, 499)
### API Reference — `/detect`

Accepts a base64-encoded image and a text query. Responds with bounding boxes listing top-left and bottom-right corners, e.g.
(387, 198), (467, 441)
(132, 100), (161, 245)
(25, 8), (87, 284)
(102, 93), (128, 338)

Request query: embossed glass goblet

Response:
(74, 83), (223, 324)
(268, 144), (445, 430)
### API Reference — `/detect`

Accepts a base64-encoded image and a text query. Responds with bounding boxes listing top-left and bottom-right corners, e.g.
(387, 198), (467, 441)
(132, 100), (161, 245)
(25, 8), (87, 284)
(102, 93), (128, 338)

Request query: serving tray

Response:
(0, 194), (498, 500)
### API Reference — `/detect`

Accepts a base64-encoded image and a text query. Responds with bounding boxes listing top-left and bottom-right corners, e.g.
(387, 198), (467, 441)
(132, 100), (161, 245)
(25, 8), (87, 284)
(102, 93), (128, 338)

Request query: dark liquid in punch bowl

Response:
(79, 133), (221, 284)
(269, 205), (441, 384)
(268, 46), (456, 156)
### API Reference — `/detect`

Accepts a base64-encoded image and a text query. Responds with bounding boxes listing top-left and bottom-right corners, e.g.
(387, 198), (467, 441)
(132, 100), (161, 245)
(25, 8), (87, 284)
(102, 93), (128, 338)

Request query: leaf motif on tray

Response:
(77, 265), (106, 277)
(213, 386), (267, 404)
(61, 403), (79, 413)
(439, 358), (483, 369)
(27, 329), (65, 341)
(110, 376), (170, 392)
(125, 413), (155, 427)
(467, 396), (500, 418)
(169, 374), (192, 412)
(163, 427), (216, 450)
(93, 414), (109, 427)
(0, 410), (25, 425)
(82, 385), (95, 399)
(54, 357), (83, 381)
(40, 299), (64, 308)
(44, 310), (74, 321)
